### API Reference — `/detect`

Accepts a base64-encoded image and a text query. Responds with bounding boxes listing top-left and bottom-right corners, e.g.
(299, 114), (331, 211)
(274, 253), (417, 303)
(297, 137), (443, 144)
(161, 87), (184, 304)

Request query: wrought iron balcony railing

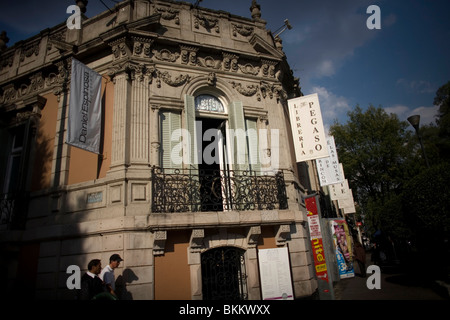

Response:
(0, 193), (28, 230)
(151, 168), (288, 213)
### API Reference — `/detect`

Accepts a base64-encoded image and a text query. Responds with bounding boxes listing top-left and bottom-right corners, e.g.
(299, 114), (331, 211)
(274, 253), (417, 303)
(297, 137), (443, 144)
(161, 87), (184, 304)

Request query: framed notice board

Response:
(258, 247), (294, 300)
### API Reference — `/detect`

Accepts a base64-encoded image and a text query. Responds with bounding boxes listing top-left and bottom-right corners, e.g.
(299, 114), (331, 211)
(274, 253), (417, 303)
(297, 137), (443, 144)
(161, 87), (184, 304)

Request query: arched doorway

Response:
(201, 247), (248, 300)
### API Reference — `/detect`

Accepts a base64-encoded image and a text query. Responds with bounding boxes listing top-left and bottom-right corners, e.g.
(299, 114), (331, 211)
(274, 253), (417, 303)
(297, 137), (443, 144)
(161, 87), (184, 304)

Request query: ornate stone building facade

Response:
(0, 0), (317, 299)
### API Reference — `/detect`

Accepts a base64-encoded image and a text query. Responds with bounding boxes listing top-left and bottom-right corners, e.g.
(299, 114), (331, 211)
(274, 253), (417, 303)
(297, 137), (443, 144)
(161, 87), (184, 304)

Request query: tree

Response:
(329, 105), (414, 237)
(434, 81), (450, 161)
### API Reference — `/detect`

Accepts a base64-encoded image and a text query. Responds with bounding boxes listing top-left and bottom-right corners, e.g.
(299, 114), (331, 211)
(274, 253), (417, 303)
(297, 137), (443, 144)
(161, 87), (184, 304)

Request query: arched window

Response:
(195, 94), (225, 113)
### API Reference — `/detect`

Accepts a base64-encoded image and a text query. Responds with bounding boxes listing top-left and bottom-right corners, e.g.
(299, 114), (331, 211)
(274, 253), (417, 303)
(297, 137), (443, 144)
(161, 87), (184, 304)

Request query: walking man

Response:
(100, 254), (123, 298)
(78, 259), (106, 300)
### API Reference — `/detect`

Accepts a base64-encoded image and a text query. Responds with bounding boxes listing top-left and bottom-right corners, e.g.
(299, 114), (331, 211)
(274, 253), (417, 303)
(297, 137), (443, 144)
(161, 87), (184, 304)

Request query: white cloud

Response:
(385, 104), (439, 126)
(396, 79), (436, 94)
(282, 0), (386, 80)
(307, 86), (352, 134)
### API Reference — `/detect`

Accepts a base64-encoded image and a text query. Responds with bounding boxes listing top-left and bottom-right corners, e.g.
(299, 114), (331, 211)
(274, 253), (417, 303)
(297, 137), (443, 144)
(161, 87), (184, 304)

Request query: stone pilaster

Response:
(109, 70), (131, 170)
(129, 64), (152, 166)
(51, 59), (71, 187)
(150, 104), (161, 167)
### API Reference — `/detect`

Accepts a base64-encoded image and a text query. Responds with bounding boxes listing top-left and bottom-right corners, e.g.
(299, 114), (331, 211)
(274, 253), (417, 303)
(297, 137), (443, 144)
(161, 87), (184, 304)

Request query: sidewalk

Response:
(333, 255), (449, 300)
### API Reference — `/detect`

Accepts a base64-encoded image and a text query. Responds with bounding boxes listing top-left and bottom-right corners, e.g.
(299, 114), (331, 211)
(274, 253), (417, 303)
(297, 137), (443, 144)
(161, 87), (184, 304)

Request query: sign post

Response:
(305, 195), (335, 300)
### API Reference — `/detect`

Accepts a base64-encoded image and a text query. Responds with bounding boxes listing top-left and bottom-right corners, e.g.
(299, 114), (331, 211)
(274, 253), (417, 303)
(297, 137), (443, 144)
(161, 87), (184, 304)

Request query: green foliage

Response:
(330, 82), (450, 243)
(330, 105), (412, 206)
(402, 163), (450, 233)
(434, 81), (450, 160)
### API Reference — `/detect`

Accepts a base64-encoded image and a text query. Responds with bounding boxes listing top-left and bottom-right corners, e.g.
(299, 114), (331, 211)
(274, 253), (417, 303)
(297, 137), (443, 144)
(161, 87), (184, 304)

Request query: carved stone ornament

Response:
(239, 63), (260, 76)
(232, 24), (254, 37)
(180, 45), (198, 65)
(152, 48), (180, 62)
(154, 6), (180, 25)
(222, 52), (239, 72)
(194, 14), (220, 33)
(156, 70), (191, 88)
(246, 226), (261, 248)
(0, 52), (14, 71)
(153, 230), (167, 256)
(260, 81), (276, 100)
(20, 39), (40, 62)
(109, 37), (130, 60)
(190, 229), (205, 253)
(197, 56), (221, 70)
(207, 72), (217, 86)
(261, 59), (277, 78)
(275, 224), (291, 246)
(230, 81), (259, 97)
(132, 37), (153, 57)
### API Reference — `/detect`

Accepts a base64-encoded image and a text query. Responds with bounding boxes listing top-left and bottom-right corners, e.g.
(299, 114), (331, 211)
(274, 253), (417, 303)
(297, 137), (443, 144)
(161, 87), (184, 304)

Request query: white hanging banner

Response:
(329, 178), (350, 201)
(316, 136), (344, 186)
(67, 58), (102, 154)
(288, 93), (329, 162)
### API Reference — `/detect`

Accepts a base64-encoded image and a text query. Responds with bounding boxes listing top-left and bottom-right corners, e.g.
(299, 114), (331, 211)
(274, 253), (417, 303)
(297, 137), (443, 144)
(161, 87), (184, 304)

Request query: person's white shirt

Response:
(100, 265), (115, 291)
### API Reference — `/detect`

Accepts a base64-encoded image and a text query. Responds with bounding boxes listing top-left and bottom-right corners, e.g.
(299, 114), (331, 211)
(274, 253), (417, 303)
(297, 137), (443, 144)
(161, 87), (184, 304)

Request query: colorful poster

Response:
(305, 197), (329, 283)
(330, 219), (355, 279)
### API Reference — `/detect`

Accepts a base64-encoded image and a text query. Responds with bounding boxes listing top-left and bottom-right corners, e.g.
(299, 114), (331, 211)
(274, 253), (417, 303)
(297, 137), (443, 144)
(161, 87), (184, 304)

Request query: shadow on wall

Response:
(116, 268), (139, 300)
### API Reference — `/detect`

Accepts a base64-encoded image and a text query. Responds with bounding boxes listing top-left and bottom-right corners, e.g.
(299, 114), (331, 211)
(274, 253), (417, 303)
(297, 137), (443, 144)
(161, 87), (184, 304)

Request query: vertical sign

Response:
(258, 247), (294, 300)
(316, 136), (344, 186)
(288, 94), (329, 162)
(305, 196), (333, 299)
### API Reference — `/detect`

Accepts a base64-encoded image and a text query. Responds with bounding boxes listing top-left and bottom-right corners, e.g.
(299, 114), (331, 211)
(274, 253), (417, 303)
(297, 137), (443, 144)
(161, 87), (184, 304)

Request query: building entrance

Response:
(200, 246), (248, 300)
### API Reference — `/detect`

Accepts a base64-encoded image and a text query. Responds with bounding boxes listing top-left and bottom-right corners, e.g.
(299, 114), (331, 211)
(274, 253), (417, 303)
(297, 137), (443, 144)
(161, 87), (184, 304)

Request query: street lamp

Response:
(407, 115), (430, 168)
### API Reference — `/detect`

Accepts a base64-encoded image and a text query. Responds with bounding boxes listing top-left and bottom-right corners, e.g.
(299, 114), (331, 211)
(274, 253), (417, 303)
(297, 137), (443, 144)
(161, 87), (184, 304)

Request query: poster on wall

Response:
(330, 219), (355, 279)
(258, 247), (294, 300)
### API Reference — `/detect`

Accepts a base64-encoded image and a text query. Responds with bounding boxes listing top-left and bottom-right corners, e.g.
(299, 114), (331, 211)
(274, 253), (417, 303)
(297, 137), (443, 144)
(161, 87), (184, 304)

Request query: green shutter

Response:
(160, 111), (181, 171)
(228, 101), (249, 172)
(245, 118), (261, 173)
(184, 94), (198, 170)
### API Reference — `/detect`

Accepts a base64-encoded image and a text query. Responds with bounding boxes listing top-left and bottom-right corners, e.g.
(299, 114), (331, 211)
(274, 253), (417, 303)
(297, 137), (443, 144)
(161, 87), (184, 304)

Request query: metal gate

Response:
(201, 247), (248, 300)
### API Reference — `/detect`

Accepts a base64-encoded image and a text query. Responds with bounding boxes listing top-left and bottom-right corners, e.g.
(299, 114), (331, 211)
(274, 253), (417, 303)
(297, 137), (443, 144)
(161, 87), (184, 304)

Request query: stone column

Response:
(129, 64), (150, 167)
(150, 104), (161, 167)
(51, 59), (71, 188)
(110, 70), (131, 170)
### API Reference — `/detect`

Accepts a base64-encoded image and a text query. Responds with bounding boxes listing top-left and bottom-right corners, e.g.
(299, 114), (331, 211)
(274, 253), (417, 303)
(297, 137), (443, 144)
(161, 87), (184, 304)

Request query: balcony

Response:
(0, 193), (29, 230)
(151, 168), (288, 213)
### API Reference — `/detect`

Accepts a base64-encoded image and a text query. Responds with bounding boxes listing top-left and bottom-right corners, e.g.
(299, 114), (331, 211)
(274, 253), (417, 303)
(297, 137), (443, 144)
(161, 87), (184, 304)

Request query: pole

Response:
(416, 132), (430, 168)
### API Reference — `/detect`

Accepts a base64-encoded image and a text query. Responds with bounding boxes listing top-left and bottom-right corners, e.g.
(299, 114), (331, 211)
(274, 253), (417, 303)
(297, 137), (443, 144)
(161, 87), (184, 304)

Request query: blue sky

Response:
(1, 0), (449, 131)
